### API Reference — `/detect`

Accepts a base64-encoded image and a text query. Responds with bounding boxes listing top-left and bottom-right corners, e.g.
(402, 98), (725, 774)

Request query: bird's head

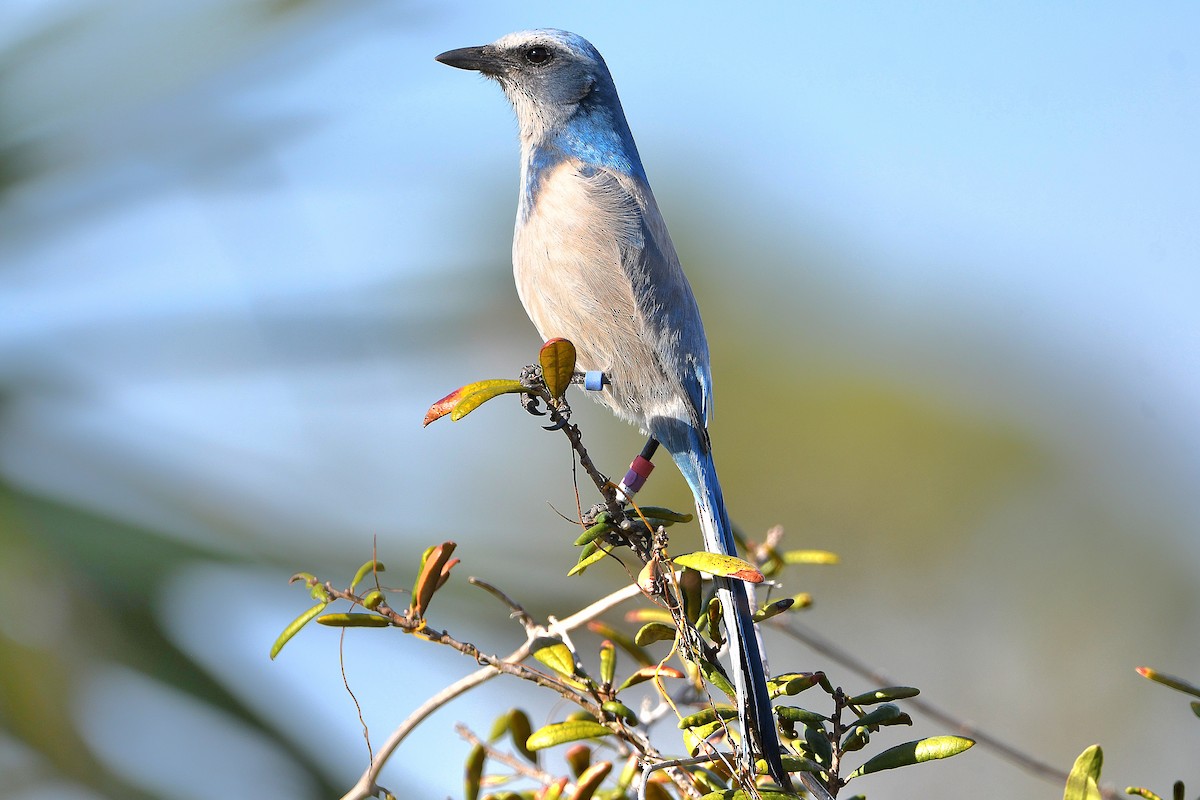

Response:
(436, 29), (618, 144)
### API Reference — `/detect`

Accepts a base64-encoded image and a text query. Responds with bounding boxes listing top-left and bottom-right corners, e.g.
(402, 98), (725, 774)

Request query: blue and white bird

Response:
(437, 29), (817, 795)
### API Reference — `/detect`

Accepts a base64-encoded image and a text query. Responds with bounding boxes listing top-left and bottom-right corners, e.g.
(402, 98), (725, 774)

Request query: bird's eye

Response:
(524, 46), (553, 65)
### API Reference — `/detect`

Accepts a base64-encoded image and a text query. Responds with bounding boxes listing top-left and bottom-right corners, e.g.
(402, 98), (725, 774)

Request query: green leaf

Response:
(531, 637), (577, 678)
(679, 704), (738, 730)
(507, 709), (536, 764)
(755, 755), (826, 775)
(775, 706), (828, 727)
(672, 552), (763, 583)
(350, 560), (385, 592)
(847, 686), (920, 705)
(464, 743), (485, 800)
(679, 567), (704, 626)
(781, 549), (840, 565)
(541, 777), (569, 800)
(633, 621), (677, 646)
(526, 720), (612, 751)
(769, 672), (823, 698)
(848, 736), (976, 780)
(1124, 789), (1162, 800)
(601, 700), (638, 725)
(315, 612), (391, 627)
(568, 542), (612, 576)
(698, 658), (736, 699)
(635, 506), (694, 523)
(805, 722), (833, 765)
(449, 379), (529, 421)
(1063, 745), (1104, 800)
(269, 600), (328, 660)
(599, 640), (616, 686)
(845, 703), (907, 731)
(487, 711), (510, 742)
(574, 521), (617, 547)
(1135, 667), (1200, 699)
(752, 597), (795, 622)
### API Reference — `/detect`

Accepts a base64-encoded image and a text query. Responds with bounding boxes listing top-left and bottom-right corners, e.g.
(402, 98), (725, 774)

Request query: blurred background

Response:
(1, 2), (1197, 798)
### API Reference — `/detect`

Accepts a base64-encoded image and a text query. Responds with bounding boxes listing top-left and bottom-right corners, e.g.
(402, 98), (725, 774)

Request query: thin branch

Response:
(456, 723), (561, 788)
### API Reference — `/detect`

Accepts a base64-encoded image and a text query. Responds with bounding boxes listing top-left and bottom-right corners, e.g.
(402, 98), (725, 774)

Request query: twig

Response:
(456, 723), (561, 788)
(469, 577), (537, 633)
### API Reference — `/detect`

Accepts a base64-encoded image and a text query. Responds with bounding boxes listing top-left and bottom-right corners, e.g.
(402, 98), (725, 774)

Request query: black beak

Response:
(435, 46), (502, 75)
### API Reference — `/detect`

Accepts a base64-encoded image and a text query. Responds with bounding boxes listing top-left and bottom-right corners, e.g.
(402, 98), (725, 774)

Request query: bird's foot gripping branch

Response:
(268, 340), (978, 800)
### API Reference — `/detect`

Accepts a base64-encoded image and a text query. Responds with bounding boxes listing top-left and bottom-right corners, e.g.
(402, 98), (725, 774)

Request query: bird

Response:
(437, 30), (821, 796)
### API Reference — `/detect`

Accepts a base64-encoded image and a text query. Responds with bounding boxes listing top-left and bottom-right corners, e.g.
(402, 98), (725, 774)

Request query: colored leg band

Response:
(584, 371), (605, 391)
(617, 455), (655, 499)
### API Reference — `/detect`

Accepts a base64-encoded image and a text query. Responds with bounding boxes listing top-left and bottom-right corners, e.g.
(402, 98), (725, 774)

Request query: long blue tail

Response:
(666, 430), (792, 792)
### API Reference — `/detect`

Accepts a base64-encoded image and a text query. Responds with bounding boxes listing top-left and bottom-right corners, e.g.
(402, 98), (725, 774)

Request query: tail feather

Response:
(669, 438), (792, 792)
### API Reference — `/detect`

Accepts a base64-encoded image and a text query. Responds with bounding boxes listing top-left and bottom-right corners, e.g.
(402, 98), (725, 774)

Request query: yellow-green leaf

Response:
(464, 744), (485, 800)
(539, 338), (577, 400)
(316, 612), (391, 628)
(752, 597), (795, 622)
(599, 640), (616, 686)
(635, 506), (694, 523)
(847, 686), (920, 705)
(541, 777), (569, 800)
(848, 736), (976, 780)
(769, 672), (823, 698)
(698, 658), (736, 699)
(269, 600), (328, 660)
(1124, 789), (1162, 800)
(633, 621), (677, 647)
(1063, 745), (1104, 800)
(679, 567), (704, 626)
(754, 755), (826, 775)
(782, 549), (840, 565)
(601, 700), (638, 725)
(574, 522), (617, 547)
(350, 560), (385, 591)
(568, 542), (612, 576)
(362, 590), (385, 610)
(673, 552), (763, 583)
(450, 380), (529, 421)
(1135, 667), (1200, 699)
(526, 720), (612, 751)
(776, 706), (827, 727)
(508, 709), (536, 764)
(532, 637), (577, 678)
(678, 704), (737, 729)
